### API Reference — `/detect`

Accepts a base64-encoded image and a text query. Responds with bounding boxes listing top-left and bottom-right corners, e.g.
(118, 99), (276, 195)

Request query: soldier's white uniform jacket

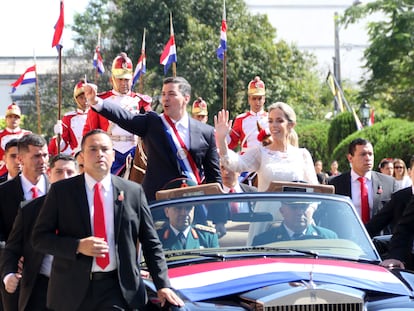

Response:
(83, 90), (146, 154)
(62, 108), (89, 152)
(0, 127), (31, 176)
(228, 110), (268, 153)
(49, 108), (89, 156)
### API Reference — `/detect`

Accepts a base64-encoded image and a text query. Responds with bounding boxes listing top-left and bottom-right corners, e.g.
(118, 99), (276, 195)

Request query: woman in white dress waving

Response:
(215, 102), (318, 191)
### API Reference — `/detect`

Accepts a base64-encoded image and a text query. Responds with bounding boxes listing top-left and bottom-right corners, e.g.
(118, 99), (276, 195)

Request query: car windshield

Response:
(150, 193), (380, 262)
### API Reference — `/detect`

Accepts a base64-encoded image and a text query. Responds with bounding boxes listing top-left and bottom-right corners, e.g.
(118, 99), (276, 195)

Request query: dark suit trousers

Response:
(26, 274), (50, 311)
(1, 285), (17, 311)
(76, 276), (128, 311)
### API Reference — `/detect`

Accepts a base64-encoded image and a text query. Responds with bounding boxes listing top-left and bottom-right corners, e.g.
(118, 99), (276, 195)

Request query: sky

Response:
(0, 0), (374, 82)
(0, 0), (87, 57)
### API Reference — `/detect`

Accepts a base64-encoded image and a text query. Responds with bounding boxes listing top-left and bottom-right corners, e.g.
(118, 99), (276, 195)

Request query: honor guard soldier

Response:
(228, 76), (268, 153)
(83, 52), (151, 176)
(191, 97), (208, 124)
(0, 103), (31, 177)
(49, 80), (89, 156)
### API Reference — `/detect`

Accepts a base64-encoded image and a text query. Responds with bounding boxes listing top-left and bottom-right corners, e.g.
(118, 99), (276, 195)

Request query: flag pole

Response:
(218, 0), (227, 110)
(170, 12), (176, 77)
(223, 52), (227, 111)
(95, 29), (101, 85)
(57, 46), (63, 154)
(138, 28), (146, 94)
(33, 52), (41, 134)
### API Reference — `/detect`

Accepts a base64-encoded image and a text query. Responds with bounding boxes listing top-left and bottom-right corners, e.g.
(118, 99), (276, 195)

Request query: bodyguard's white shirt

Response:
(20, 174), (47, 200)
(84, 173), (117, 272)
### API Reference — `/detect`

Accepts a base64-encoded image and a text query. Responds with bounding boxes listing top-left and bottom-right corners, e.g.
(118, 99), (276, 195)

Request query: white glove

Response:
(54, 120), (63, 135)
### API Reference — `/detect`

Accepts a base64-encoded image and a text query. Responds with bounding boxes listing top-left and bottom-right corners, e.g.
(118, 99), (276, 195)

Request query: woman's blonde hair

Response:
(267, 102), (297, 125)
(393, 158), (408, 178)
(267, 102), (298, 146)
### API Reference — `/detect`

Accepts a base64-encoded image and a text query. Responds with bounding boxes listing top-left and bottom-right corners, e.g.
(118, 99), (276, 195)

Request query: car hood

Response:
(166, 257), (412, 301)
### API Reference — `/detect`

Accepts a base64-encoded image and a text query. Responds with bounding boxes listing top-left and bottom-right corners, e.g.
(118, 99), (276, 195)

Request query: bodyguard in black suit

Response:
(380, 195), (414, 270)
(0, 155), (78, 311)
(365, 186), (413, 237)
(329, 138), (397, 223)
(84, 77), (222, 202)
(0, 134), (49, 311)
(32, 130), (183, 311)
(0, 139), (21, 185)
(365, 157), (414, 237)
(0, 134), (49, 244)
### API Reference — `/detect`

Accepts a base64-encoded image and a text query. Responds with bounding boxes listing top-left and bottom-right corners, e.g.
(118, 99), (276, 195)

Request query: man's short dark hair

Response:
(4, 138), (19, 153)
(348, 138), (371, 156)
(17, 134), (47, 153)
(378, 158), (393, 170)
(49, 154), (76, 169)
(163, 76), (191, 97)
(80, 129), (111, 151)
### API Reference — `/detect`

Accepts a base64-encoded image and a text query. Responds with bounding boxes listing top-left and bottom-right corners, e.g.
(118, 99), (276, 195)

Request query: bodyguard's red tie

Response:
(357, 177), (370, 224)
(31, 186), (39, 199)
(94, 182), (109, 269)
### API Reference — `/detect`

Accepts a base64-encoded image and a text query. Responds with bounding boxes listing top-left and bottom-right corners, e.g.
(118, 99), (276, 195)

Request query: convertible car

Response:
(142, 182), (414, 310)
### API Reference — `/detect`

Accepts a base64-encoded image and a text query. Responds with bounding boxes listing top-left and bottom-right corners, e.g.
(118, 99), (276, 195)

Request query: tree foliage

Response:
(342, 0), (414, 120)
(327, 112), (358, 154)
(71, 0), (329, 122)
(332, 118), (414, 171)
(296, 121), (330, 166)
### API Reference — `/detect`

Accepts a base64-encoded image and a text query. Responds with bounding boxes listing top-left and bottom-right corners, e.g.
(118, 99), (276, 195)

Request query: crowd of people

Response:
(0, 50), (414, 310)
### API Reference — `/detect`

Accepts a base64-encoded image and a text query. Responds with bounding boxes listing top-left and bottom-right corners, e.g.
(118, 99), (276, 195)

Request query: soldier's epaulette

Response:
(194, 224), (216, 234)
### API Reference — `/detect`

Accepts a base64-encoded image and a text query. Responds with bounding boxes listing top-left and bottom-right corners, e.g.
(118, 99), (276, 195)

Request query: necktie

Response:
(177, 232), (186, 249)
(229, 188), (239, 214)
(94, 182), (109, 269)
(357, 177), (370, 224)
(31, 186), (39, 199)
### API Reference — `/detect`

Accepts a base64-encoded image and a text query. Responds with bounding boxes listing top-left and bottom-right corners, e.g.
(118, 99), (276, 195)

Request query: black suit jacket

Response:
(365, 186), (412, 237)
(328, 171), (397, 216)
(95, 105), (222, 202)
(0, 174), (8, 184)
(32, 174), (170, 311)
(0, 174), (49, 243)
(0, 196), (47, 311)
(388, 195), (414, 264)
(0, 175), (24, 243)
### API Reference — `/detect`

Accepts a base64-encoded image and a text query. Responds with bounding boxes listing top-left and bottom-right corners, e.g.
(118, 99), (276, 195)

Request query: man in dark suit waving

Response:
(329, 138), (397, 224)
(84, 76), (221, 202)
(32, 130), (183, 311)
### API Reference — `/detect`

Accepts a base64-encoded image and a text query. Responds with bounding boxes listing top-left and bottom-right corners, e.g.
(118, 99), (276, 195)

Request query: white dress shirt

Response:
(84, 173), (117, 272)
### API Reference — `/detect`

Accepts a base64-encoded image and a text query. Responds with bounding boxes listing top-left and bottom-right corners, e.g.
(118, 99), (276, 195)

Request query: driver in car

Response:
(157, 206), (219, 250)
(252, 200), (337, 245)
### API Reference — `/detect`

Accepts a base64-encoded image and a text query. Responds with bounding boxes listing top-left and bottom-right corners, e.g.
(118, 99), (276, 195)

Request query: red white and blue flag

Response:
(52, 0), (64, 50)
(167, 258), (410, 301)
(10, 65), (37, 93)
(132, 54), (146, 88)
(93, 46), (105, 75)
(160, 35), (177, 75)
(368, 109), (375, 126)
(132, 30), (146, 88)
(216, 0), (227, 60)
